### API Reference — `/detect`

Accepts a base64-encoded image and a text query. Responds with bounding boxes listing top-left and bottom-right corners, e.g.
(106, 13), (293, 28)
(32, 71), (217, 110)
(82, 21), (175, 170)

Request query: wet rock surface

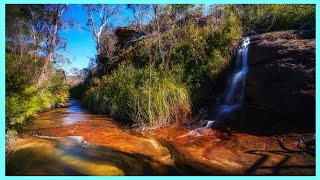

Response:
(231, 30), (315, 136)
(142, 126), (315, 175)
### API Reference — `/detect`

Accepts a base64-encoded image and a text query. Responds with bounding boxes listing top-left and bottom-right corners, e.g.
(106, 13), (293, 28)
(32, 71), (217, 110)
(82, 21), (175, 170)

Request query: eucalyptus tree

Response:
(25, 5), (68, 87)
(6, 4), (69, 87)
(79, 4), (121, 70)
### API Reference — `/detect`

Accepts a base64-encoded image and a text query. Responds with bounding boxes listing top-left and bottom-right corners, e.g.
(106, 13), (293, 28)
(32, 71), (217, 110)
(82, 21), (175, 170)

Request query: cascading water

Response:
(178, 37), (251, 137)
(203, 37), (250, 128)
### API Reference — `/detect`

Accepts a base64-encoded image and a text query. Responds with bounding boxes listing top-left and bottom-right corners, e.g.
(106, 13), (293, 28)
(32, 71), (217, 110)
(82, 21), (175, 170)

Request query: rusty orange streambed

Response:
(6, 99), (315, 175)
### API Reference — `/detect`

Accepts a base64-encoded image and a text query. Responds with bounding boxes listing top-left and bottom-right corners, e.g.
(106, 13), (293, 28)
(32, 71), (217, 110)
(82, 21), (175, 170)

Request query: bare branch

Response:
(71, 21), (92, 32)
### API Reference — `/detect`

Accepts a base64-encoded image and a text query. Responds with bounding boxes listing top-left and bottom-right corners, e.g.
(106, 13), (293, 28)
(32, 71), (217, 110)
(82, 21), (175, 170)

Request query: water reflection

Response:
(30, 99), (89, 128)
(6, 136), (175, 175)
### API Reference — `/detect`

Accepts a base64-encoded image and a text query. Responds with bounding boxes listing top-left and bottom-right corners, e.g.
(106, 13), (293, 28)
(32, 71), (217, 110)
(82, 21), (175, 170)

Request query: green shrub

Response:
(5, 53), (69, 131)
(6, 86), (49, 127)
(272, 5), (315, 30)
(82, 63), (191, 127)
(236, 4), (315, 33)
(69, 83), (88, 99)
(5, 53), (44, 93)
(48, 70), (69, 105)
(170, 19), (241, 93)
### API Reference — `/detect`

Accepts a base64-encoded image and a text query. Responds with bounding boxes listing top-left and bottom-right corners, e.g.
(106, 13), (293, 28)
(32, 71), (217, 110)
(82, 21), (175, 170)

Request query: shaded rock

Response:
(115, 27), (150, 49)
(237, 30), (315, 135)
(115, 27), (139, 48)
(249, 30), (315, 66)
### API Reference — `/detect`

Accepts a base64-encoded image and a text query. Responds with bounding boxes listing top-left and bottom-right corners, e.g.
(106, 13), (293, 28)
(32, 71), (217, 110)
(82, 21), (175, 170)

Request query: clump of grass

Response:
(82, 63), (191, 127)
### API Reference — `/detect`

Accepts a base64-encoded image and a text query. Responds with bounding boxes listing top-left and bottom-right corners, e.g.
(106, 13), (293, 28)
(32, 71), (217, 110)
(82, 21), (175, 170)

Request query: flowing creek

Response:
(6, 99), (181, 175)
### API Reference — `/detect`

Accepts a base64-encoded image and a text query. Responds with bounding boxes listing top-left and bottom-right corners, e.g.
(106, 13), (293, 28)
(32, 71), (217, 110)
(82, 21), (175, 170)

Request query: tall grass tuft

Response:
(82, 63), (191, 127)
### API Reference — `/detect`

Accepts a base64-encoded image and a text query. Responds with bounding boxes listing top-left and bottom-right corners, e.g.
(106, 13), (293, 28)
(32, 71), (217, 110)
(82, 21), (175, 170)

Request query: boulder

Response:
(239, 30), (315, 135)
(115, 27), (139, 48)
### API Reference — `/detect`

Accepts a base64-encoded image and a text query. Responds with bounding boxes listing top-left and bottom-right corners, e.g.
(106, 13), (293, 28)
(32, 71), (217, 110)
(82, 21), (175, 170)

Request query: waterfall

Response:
(203, 37), (250, 128)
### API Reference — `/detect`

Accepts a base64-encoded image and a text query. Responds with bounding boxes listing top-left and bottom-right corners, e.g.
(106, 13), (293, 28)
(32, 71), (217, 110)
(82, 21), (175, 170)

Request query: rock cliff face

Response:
(236, 30), (315, 135)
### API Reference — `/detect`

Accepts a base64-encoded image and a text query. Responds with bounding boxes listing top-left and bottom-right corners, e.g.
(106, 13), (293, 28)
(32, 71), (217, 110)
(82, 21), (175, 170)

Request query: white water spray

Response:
(203, 37), (250, 128)
(179, 37), (250, 137)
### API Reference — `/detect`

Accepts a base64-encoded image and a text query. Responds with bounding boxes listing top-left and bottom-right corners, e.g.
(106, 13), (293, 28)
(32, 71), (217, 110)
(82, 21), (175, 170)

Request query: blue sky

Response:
(59, 5), (98, 74)
(59, 4), (136, 74)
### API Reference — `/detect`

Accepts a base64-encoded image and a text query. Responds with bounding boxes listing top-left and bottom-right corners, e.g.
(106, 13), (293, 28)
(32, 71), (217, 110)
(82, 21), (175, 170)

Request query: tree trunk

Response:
(39, 5), (60, 88)
(46, 7), (59, 66)
(30, 10), (37, 62)
(153, 4), (164, 65)
(33, 32), (37, 62)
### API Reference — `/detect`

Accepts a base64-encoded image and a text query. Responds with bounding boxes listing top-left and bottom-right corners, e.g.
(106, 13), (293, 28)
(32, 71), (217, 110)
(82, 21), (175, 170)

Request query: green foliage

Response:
(6, 53), (69, 130)
(272, 5), (315, 30)
(69, 83), (88, 99)
(6, 54), (44, 93)
(170, 18), (241, 93)
(119, 18), (242, 95)
(233, 4), (315, 33)
(48, 70), (69, 105)
(164, 4), (195, 20)
(82, 63), (191, 127)
(82, 11), (243, 127)
(6, 86), (49, 126)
